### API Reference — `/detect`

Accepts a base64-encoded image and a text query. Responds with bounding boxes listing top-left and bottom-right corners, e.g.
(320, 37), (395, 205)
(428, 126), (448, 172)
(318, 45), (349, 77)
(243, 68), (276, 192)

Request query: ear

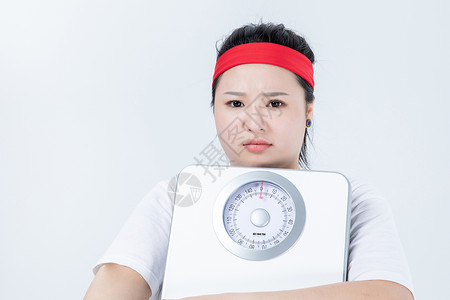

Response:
(306, 96), (315, 119)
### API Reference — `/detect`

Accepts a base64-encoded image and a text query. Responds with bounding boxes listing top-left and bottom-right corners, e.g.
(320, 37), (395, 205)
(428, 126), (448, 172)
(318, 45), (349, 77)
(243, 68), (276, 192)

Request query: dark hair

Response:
(211, 21), (315, 169)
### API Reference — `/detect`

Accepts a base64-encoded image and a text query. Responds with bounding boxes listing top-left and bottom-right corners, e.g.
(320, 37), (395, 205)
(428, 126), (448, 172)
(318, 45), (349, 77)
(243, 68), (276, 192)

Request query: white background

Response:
(1, 1), (449, 299)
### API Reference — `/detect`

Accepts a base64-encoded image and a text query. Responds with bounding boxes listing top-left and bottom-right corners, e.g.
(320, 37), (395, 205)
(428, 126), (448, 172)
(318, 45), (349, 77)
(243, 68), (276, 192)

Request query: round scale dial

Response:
(223, 181), (295, 251)
(213, 171), (306, 261)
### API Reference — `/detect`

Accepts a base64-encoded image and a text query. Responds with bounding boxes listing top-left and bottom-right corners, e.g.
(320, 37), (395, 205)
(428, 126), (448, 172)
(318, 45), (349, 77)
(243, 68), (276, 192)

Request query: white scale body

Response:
(161, 164), (351, 299)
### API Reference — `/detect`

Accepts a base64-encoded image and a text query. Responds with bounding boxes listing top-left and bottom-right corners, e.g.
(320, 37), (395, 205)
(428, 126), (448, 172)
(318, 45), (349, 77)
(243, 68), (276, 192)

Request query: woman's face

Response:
(214, 63), (314, 170)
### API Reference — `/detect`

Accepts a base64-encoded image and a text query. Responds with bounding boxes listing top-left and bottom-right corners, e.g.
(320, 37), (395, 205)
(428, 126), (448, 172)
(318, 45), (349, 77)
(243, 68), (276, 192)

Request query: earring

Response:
(306, 119), (312, 128)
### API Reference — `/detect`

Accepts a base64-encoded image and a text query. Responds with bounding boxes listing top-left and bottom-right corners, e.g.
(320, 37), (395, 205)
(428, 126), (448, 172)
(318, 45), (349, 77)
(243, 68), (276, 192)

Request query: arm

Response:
(180, 280), (414, 300)
(84, 263), (151, 300)
(85, 179), (173, 300)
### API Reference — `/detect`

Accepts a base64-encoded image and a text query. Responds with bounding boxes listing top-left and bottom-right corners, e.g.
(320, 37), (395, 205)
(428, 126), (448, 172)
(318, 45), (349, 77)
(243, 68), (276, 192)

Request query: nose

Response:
(242, 98), (267, 132)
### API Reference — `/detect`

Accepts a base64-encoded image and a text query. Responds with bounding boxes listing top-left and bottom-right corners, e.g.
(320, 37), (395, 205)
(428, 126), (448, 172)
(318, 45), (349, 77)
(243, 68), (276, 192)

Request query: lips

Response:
(243, 139), (272, 153)
(243, 138), (271, 146)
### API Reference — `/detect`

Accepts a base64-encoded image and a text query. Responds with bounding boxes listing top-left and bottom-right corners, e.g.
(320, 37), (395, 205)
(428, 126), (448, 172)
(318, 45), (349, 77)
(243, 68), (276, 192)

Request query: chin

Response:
(234, 159), (277, 169)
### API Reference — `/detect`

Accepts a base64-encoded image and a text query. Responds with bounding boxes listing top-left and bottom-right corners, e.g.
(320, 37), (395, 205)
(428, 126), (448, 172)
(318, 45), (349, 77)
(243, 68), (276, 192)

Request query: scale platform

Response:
(161, 164), (351, 299)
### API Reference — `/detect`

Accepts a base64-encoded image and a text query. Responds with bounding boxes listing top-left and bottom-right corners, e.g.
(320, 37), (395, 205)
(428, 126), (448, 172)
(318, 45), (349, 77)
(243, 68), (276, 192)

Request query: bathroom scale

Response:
(161, 164), (351, 299)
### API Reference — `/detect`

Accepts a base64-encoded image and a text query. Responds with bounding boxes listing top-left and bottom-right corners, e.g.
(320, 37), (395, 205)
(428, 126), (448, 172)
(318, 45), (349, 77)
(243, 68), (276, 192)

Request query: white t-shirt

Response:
(92, 172), (415, 299)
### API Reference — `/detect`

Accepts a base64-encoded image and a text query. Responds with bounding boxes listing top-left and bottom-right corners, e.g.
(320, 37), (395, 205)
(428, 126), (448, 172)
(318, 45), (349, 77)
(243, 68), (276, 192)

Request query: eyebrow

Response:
(223, 91), (289, 97)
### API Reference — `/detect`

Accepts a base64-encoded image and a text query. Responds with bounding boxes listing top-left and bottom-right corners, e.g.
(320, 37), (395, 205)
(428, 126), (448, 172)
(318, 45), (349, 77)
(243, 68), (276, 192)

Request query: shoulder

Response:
(345, 174), (384, 203)
(135, 178), (174, 214)
(344, 174), (392, 220)
(343, 174), (395, 243)
(143, 178), (172, 202)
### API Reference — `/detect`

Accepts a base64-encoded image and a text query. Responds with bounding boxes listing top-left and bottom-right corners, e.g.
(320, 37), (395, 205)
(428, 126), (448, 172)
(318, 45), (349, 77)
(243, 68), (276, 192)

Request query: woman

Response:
(84, 22), (415, 300)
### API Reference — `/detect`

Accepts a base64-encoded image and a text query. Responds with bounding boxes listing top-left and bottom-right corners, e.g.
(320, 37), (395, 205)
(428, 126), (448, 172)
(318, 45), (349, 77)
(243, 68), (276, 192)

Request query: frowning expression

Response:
(214, 63), (314, 170)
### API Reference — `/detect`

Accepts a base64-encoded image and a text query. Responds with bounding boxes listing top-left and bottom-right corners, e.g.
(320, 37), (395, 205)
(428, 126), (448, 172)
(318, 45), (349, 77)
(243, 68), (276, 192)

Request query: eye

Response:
(269, 100), (283, 108)
(227, 100), (244, 108)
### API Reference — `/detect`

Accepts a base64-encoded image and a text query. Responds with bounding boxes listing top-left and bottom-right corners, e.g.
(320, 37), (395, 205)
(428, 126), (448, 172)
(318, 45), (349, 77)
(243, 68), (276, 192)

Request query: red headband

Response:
(212, 42), (315, 91)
